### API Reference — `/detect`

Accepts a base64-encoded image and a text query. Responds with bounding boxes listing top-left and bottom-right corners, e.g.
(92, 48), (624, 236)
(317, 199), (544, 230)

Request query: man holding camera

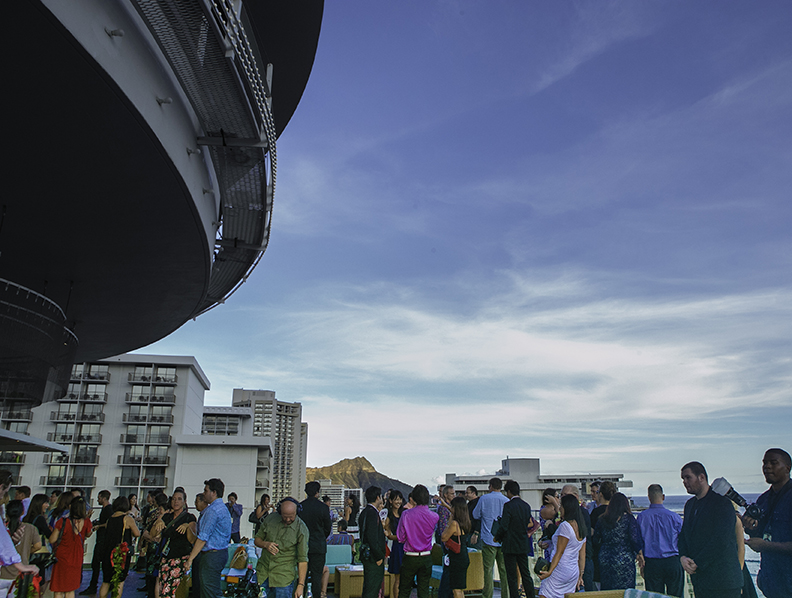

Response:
(678, 461), (742, 598)
(744, 448), (792, 598)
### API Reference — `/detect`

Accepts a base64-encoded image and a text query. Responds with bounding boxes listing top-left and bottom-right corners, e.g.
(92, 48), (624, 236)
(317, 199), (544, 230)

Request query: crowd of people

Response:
(0, 446), (788, 598)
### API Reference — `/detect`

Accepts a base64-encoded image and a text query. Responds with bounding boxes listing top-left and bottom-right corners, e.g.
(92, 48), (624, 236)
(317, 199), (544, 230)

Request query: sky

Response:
(139, 1), (792, 496)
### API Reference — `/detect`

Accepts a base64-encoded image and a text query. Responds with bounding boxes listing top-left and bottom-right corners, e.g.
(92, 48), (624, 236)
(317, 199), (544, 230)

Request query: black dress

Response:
(101, 515), (133, 580)
(446, 531), (469, 590)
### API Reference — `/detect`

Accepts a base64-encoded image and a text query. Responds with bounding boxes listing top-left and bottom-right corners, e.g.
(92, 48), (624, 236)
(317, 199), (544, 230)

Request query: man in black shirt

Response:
(359, 486), (387, 598)
(82, 490), (112, 595)
(465, 486), (482, 549)
(299, 481), (333, 598)
(679, 461), (742, 598)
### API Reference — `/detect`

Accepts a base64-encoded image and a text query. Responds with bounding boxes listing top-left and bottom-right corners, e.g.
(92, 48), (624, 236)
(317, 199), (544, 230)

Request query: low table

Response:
(334, 568), (392, 598)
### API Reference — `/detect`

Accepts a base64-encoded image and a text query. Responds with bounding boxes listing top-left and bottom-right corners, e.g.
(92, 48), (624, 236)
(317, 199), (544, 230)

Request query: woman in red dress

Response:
(49, 496), (93, 598)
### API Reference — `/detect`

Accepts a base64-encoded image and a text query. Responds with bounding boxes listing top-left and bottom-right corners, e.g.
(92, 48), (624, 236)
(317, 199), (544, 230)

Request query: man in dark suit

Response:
(299, 481), (333, 598)
(359, 486), (387, 598)
(494, 480), (536, 598)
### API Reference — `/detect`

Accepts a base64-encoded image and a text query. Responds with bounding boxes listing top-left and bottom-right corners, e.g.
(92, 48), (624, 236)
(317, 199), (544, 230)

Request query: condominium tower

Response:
(231, 389), (307, 501)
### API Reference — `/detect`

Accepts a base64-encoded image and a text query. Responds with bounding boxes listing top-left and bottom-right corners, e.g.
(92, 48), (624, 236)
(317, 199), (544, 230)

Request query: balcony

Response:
(43, 453), (99, 465)
(0, 410), (33, 422)
(128, 373), (153, 383)
(142, 456), (170, 465)
(0, 452), (25, 464)
(40, 476), (66, 486)
(51, 411), (77, 422)
(69, 476), (96, 487)
(74, 434), (102, 444)
(120, 434), (142, 444)
(77, 413), (104, 422)
(255, 479), (269, 488)
(125, 394), (175, 405)
(141, 477), (168, 487)
(47, 433), (73, 443)
(123, 413), (174, 424)
(83, 372), (110, 382)
(154, 374), (177, 384)
(81, 393), (107, 402)
(115, 476), (141, 486)
(146, 435), (172, 445)
(59, 392), (80, 402)
(117, 455), (142, 465)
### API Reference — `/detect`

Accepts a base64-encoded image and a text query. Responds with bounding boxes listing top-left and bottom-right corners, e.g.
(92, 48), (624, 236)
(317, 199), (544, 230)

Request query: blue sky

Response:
(141, 1), (792, 495)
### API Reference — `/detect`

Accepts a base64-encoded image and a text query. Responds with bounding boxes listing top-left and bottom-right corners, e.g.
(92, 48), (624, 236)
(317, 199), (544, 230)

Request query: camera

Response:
(711, 477), (764, 520)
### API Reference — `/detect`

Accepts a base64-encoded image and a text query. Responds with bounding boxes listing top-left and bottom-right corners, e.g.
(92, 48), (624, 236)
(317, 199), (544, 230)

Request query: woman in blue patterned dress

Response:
(593, 493), (642, 590)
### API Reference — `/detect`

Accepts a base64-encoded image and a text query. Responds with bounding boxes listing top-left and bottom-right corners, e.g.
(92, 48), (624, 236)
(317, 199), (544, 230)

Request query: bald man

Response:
(255, 499), (309, 598)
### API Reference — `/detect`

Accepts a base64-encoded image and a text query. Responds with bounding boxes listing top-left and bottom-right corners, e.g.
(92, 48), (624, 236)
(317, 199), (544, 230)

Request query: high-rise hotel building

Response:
(0, 355), (306, 509)
(231, 389), (307, 501)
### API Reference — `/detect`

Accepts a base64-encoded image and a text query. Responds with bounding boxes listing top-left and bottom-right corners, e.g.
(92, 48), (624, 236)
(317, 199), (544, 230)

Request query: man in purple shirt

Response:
(397, 485), (439, 598)
(637, 484), (684, 597)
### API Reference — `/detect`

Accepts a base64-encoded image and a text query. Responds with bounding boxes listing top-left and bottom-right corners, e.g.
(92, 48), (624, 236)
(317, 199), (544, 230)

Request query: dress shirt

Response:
(255, 514), (309, 587)
(21, 497), (31, 518)
(397, 505), (438, 553)
(327, 532), (354, 546)
(0, 521), (21, 567)
(472, 491), (508, 546)
(198, 497), (232, 551)
(636, 503), (683, 559)
(436, 505), (451, 539)
(227, 502), (243, 534)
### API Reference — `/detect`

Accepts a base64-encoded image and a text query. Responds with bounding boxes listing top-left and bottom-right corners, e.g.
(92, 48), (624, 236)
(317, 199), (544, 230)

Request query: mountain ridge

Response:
(306, 456), (413, 498)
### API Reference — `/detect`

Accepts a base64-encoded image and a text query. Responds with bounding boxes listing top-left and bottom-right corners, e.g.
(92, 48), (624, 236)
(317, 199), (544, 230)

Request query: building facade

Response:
(231, 389), (307, 502)
(4, 355), (309, 524)
(446, 457), (632, 508)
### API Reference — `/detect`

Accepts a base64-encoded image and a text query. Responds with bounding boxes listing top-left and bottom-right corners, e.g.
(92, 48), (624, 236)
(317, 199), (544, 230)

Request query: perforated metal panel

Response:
(130, 0), (277, 314)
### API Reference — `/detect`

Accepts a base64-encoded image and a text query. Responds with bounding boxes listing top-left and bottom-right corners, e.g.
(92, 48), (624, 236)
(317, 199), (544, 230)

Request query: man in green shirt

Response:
(255, 498), (309, 598)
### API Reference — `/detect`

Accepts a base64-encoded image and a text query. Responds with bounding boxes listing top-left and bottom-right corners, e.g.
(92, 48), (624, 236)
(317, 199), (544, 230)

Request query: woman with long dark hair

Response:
(344, 495), (360, 539)
(50, 496), (93, 598)
(253, 494), (271, 535)
(155, 490), (195, 598)
(382, 490), (405, 598)
(441, 496), (472, 598)
(99, 496), (141, 598)
(592, 492), (642, 590)
(1, 500), (42, 581)
(48, 492), (72, 528)
(537, 494), (586, 598)
(23, 494), (53, 544)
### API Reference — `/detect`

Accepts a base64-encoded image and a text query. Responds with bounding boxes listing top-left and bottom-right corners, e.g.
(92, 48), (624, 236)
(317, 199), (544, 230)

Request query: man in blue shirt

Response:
(744, 448), (792, 598)
(186, 478), (232, 598)
(472, 478), (509, 598)
(636, 484), (684, 597)
(226, 492), (244, 543)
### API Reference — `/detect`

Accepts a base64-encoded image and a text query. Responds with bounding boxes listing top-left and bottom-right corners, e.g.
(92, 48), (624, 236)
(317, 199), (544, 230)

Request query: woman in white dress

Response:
(537, 494), (587, 598)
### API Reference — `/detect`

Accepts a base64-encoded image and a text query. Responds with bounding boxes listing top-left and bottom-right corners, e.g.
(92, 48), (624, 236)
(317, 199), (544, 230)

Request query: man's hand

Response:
(177, 523), (190, 535)
(293, 582), (305, 598)
(185, 557), (194, 572)
(746, 537), (768, 552)
(12, 525), (25, 545)
(265, 541), (279, 555)
(680, 556), (697, 575)
(470, 532), (479, 544)
(742, 514), (759, 531)
(376, 559), (383, 566)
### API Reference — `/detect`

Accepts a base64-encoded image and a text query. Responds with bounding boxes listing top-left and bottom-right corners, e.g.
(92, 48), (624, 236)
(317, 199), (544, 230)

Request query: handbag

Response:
(443, 533), (461, 554)
(533, 557), (550, 576)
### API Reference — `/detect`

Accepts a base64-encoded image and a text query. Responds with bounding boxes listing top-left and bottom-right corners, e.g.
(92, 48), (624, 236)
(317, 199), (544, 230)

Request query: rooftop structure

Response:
(446, 457), (633, 509)
(1, 0), (323, 410)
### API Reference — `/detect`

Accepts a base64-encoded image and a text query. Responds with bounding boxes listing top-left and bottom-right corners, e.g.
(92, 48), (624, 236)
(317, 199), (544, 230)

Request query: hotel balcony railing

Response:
(43, 453), (99, 465)
(81, 393), (108, 402)
(74, 434), (102, 444)
(146, 435), (172, 445)
(0, 410), (33, 421)
(0, 452), (25, 464)
(41, 476), (96, 487)
(125, 394), (175, 405)
(52, 412), (105, 423)
(47, 433), (73, 443)
(123, 413), (174, 424)
(118, 455), (142, 465)
(143, 456), (170, 465)
(128, 373), (176, 384)
(141, 477), (168, 487)
(120, 434), (172, 445)
(71, 371), (110, 382)
(115, 476), (142, 486)
(256, 460), (269, 467)
(255, 479), (269, 488)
